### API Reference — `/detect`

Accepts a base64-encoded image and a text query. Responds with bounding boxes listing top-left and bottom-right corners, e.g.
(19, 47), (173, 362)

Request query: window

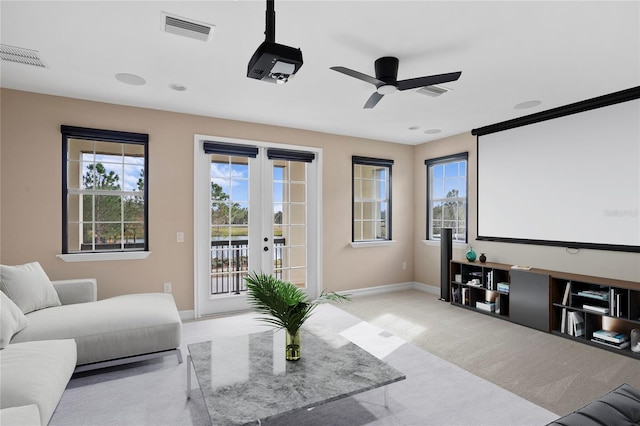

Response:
(62, 126), (149, 254)
(352, 156), (393, 242)
(426, 153), (468, 243)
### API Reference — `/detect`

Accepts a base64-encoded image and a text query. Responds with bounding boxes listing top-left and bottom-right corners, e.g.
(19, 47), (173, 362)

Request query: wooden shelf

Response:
(450, 260), (640, 360)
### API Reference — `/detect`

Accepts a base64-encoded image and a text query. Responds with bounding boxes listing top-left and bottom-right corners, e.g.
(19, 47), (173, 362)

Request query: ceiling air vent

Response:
(162, 12), (215, 42)
(416, 84), (451, 97)
(0, 44), (45, 67)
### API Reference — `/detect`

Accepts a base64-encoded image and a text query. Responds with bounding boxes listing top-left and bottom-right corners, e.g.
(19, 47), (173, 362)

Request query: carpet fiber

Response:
(50, 303), (557, 425)
(338, 290), (640, 416)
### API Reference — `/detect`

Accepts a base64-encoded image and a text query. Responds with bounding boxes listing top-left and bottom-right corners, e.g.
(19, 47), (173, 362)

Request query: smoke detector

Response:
(416, 84), (451, 97)
(161, 12), (215, 42)
(0, 44), (45, 67)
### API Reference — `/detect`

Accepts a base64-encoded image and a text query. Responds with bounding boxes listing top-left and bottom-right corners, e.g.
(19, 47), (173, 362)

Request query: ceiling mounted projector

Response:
(247, 0), (303, 84)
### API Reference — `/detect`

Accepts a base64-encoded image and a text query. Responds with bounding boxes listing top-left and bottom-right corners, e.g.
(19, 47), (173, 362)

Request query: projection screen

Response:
(474, 87), (640, 252)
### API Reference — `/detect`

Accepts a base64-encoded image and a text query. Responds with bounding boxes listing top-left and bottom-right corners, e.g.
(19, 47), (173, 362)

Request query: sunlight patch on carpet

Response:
(339, 321), (405, 359)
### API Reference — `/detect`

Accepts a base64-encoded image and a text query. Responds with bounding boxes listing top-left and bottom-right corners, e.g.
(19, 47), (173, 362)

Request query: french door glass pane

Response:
(210, 155), (250, 296)
(273, 160), (307, 288)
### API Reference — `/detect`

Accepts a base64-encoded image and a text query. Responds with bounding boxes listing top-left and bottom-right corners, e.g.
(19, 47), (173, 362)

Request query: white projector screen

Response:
(476, 90), (640, 252)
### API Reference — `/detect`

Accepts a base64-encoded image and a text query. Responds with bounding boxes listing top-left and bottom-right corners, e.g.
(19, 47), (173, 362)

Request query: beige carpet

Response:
(337, 289), (640, 416)
(51, 303), (557, 425)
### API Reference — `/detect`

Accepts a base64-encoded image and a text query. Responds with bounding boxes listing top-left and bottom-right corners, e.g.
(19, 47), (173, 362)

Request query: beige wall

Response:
(414, 133), (640, 287)
(0, 89), (415, 311)
(2, 89), (638, 312)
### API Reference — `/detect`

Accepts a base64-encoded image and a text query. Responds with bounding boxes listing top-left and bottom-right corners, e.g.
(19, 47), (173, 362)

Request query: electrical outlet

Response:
(402, 262), (407, 270)
(164, 282), (172, 293)
(176, 232), (184, 243)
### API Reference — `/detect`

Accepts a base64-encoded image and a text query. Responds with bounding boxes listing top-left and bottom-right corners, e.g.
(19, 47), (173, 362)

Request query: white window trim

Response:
(57, 251), (151, 262)
(350, 240), (396, 248)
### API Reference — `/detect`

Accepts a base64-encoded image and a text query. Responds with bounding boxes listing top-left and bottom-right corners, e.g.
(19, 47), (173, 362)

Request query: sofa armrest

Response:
(52, 279), (97, 305)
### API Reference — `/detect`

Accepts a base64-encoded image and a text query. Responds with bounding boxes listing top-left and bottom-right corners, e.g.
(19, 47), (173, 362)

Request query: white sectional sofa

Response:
(0, 262), (183, 425)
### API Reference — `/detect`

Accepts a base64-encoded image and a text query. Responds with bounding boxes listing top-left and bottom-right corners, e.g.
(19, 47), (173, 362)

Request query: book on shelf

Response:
(592, 330), (628, 344)
(560, 307), (567, 334)
(609, 290), (623, 318)
(583, 304), (609, 314)
(577, 290), (609, 301)
(616, 293), (622, 317)
(571, 311), (584, 337)
(565, 311), (584, 337)
(497, 282), (510, 293)
(591, 337), (630, 350)
(475, 301), (496, 312)
(562, 281), (571, 306)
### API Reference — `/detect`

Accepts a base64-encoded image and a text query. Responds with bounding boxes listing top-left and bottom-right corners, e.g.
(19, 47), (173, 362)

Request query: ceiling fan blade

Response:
(364, 92), (384, 109)
(330, 66), (384, 86)
(397, 71), (462, 91)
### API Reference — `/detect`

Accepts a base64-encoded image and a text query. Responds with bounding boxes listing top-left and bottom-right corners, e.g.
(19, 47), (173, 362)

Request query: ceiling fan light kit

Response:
(247, 0), (303, 84)
(331, 56), (462, 109)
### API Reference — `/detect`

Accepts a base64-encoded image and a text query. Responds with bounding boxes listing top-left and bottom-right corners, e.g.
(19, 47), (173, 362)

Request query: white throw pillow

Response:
(0, 262), (61, 314)
(0, 291), (29, 349)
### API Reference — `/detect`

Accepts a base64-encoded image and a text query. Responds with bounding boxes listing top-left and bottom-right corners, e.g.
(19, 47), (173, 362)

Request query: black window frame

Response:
(61, 125), (149, 254)
(352, 156), (394, 242)
(425, 152), (469, 243)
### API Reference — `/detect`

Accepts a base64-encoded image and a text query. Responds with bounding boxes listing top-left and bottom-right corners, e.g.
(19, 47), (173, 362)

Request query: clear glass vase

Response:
(285, 330), (301, 361)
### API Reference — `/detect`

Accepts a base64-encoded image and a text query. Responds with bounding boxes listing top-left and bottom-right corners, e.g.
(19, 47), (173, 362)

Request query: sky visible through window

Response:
(82, 153), (144, 191)
(210, 162), (284, 212)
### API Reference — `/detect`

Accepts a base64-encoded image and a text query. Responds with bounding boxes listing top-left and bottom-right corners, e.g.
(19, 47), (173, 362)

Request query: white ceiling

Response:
(1, 1), (638, 145)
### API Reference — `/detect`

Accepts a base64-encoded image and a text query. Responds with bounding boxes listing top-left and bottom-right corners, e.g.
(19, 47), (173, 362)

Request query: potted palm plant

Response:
(245, 272), (350, 361)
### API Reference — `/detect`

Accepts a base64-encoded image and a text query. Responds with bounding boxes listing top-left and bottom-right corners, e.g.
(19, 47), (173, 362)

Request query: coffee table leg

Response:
(187, 354), (192, 400)
(384, 386), (388, 408)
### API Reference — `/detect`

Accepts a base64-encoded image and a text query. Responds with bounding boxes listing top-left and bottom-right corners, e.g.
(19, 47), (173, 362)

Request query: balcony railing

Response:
(210, 238), (285, 295)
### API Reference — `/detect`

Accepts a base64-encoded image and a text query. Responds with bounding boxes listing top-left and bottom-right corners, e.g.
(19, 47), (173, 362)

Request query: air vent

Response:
(162, 12), (214, 42)
(416, 84), (451, 97)
(0, 44), (45, 67)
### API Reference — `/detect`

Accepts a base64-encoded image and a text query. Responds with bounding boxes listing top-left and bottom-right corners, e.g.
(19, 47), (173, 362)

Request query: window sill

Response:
(350, 240), (396, 248)
(422, 240), (468, 250)
(57, 251), (151, 262)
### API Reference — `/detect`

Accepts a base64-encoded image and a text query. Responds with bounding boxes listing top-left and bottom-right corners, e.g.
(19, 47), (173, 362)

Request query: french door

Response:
(194, 136), (321, 317)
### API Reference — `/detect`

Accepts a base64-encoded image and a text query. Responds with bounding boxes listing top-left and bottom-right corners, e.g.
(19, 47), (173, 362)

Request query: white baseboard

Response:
(340, 281), (439, 298)
(179, 282), (440, 320)
(179, 310), (196, 321)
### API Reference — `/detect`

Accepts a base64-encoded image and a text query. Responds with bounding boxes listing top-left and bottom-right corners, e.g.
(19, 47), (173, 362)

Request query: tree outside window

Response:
(62, 125), (148, 254)
(426, 153), (468, 243)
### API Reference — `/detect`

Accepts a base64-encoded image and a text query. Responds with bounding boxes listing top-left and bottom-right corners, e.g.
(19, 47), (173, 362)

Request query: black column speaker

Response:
(440, 228), (453, 301)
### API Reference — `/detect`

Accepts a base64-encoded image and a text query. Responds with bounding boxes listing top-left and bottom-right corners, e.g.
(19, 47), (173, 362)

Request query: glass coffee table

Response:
(187, 329), (405, 425)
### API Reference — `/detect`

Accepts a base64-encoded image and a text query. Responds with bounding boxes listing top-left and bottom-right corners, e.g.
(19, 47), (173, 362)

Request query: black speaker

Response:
(440, 228), (453, 301)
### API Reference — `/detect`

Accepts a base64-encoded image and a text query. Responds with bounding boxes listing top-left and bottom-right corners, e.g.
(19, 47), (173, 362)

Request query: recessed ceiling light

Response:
(424, 129), (442, 134)
(514, 100), (541, 110)
(169, 83), (187, 91)
(115, 73), (146, 86)
(408, 126), (420, 131)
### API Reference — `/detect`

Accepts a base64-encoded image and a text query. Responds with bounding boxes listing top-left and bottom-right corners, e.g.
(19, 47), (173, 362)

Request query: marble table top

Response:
(187, 328), (406, 425)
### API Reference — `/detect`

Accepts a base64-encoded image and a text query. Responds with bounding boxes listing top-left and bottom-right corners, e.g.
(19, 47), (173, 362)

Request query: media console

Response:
(450, 260), (640, 359)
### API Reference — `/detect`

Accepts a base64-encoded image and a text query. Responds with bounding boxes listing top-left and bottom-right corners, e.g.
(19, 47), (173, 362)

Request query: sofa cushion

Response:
(12, 293), (182, 366)
(0, 291), (29, 349)
(0, 404), (41, 426)
(0, 262), (61, 314)
(548, 383), (640, 426)
(0, 340), (77, 426)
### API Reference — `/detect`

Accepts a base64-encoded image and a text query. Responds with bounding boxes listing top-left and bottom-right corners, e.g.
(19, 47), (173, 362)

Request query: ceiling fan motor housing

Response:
(375, 57), (400, 85)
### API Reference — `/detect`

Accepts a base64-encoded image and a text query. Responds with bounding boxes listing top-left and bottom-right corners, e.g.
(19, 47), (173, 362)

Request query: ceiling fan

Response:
(330, 56), (462, 109)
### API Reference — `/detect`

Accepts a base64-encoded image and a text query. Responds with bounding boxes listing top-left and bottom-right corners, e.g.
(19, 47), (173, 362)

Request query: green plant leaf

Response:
(245, 272), (351, 335)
